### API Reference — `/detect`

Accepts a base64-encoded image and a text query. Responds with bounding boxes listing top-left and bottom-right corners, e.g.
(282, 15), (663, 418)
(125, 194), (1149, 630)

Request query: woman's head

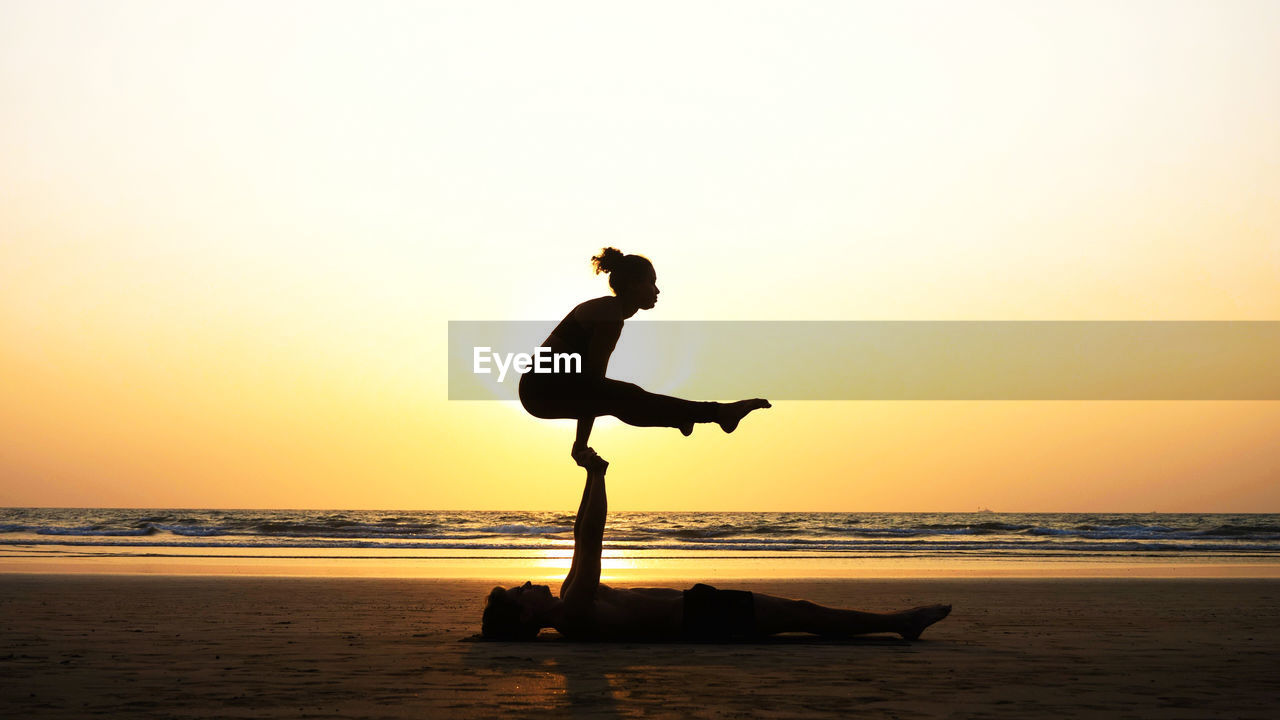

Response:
(591, 247), (659, 310)
(481, 582), (555, 640)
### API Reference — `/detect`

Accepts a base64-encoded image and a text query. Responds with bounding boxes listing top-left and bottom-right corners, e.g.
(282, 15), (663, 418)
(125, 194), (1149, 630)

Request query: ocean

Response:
(2, 508), (1277, 562)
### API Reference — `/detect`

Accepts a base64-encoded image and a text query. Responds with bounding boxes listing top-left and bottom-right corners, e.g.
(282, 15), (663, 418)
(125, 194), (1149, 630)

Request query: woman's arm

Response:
(573, 417), (595, 453)
(571, 318), (622, 456)
(584, 319), (622, 379)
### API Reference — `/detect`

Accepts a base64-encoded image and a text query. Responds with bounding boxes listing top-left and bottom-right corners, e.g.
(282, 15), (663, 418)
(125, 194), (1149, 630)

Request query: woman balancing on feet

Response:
(518, 247), (772, 466)
(482, 456), (953, 641)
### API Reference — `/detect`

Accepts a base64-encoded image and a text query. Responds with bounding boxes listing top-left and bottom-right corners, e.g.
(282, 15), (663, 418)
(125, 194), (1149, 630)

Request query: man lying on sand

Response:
(482, 449), (952, 641)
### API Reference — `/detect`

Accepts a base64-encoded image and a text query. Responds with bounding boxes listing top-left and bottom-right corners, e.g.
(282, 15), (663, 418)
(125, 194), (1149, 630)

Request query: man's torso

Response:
(559, 584), (683, 640)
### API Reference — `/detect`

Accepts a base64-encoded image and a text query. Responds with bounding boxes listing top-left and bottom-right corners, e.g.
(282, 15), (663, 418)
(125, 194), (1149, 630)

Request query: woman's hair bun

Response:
(591, 247), (625, 275)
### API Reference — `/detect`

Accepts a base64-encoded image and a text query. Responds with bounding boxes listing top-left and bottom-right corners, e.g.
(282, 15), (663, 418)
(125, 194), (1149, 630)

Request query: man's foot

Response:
(898, 604), (952, 641)
(678, 423), (694, 437)
(716, 399), (771, 433)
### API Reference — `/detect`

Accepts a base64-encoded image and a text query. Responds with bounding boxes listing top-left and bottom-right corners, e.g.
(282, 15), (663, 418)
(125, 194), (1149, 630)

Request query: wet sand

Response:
(2, 575), (1277, 718)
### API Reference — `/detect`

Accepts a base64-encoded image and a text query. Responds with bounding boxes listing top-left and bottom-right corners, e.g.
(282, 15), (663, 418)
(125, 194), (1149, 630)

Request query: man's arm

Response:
(560, 476), (592, 593)
(560, 463), (607, 613)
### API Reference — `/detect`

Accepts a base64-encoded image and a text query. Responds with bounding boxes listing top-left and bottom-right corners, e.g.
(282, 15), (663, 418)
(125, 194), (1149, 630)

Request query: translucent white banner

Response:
(448, 321), (1280, 400)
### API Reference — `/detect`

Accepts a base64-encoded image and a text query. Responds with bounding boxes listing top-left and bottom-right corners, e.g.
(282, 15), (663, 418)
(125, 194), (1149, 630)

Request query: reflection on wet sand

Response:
(462, 634), (911, 719)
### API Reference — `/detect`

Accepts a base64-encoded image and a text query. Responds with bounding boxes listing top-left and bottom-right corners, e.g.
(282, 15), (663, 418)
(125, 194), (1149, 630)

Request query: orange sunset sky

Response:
(2, 1), (1277, 512)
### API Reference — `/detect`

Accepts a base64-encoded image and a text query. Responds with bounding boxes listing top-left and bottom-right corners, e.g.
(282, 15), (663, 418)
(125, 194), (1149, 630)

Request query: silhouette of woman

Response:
(518, 248), (770, 467)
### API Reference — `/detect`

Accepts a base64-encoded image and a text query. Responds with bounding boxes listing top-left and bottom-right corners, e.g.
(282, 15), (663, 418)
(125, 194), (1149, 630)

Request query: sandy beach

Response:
(2, 574), (1277, 718)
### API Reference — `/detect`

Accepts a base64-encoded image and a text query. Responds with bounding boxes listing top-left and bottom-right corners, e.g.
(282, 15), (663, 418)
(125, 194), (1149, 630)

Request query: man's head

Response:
(481, 581), (556, 640)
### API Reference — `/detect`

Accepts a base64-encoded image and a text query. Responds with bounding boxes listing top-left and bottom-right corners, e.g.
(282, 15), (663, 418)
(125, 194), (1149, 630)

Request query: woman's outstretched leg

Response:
(596, 380), (713, 433)
(715, 399), (772, 433)
(593, 380), (770, 435)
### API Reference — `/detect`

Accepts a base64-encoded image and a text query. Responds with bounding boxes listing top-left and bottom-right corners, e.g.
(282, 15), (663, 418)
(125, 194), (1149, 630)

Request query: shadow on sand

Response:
(461, 633), (932, 719)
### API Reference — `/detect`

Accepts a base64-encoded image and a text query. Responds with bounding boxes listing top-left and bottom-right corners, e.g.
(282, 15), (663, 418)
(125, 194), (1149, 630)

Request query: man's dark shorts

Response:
(682, 583), (755, 640)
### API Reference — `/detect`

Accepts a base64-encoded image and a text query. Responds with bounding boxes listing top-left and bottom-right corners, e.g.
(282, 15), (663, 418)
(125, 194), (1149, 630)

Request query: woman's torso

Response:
(520, 297), (620, 396)
(542, 296), (619, 354)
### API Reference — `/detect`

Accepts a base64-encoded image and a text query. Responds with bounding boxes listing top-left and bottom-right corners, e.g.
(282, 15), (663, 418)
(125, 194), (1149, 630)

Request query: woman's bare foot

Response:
(716, 399), (771, 433)
(898, 604), (952, 640)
